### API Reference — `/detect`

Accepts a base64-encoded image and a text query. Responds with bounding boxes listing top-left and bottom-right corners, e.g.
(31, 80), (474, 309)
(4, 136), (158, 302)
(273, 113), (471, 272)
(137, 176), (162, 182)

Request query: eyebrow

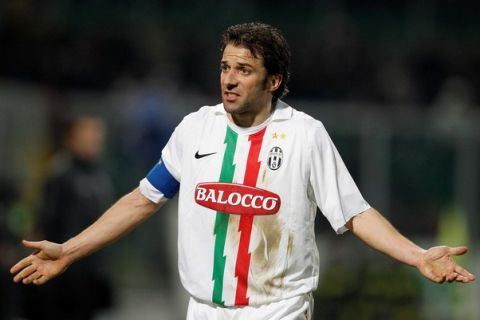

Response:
(237, 62), (252, 68)
(221, 61), (253, 68)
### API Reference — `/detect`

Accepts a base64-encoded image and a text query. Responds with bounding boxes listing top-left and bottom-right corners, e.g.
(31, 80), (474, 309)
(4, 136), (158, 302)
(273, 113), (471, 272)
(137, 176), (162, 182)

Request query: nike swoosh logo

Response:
(195, 151), (217, 159)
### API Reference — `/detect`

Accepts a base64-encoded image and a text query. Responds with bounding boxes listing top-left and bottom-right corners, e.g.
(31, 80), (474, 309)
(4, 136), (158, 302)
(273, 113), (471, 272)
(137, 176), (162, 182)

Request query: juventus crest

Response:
(267, 147), (283, 170)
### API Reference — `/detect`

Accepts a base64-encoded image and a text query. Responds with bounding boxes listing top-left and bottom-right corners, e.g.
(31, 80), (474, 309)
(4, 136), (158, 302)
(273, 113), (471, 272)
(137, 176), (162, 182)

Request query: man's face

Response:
(220, 44), (274, 116)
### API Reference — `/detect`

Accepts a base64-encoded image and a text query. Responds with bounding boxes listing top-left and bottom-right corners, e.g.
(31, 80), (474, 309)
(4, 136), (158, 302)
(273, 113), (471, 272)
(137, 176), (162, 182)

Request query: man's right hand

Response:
(10, 189), (164, 286)
(10, 240), (70, 285)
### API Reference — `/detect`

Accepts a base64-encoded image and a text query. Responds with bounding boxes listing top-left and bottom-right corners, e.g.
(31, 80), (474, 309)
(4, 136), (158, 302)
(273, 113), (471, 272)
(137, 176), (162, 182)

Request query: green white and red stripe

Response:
(212, 126), (237, 305)
(212, 126), (267, 306)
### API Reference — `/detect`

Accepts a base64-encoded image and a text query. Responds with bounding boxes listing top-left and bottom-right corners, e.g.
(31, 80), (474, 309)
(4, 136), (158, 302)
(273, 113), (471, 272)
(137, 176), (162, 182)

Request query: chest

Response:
(183, 123), (305, 189)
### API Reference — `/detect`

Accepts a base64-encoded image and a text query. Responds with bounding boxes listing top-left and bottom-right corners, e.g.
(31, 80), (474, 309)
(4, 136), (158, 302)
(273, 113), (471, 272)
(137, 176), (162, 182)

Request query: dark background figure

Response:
(31, 116), (115, 320)
(0, 177), (23, 319)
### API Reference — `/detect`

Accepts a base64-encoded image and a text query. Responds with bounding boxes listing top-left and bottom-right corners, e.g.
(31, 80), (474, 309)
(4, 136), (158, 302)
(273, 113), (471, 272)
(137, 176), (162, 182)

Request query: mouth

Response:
(224, 91), (240, 102)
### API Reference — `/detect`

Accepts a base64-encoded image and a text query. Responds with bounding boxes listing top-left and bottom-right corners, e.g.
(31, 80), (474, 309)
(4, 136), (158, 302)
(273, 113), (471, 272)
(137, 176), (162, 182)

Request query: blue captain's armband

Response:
(146, 162), (180, 199)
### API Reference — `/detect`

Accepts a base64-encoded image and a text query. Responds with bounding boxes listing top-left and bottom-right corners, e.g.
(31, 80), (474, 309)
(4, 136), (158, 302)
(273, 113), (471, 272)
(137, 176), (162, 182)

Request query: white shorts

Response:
(186, 293), (313, 320)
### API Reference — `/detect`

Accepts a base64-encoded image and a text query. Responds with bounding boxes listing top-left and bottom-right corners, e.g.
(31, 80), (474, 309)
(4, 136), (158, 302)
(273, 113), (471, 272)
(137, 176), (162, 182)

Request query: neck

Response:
(228, 101), (276, 128)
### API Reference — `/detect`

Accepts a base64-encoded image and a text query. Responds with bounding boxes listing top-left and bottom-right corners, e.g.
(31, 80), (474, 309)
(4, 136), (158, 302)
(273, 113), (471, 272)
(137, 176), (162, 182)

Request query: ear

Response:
(267, 74), (283, 93)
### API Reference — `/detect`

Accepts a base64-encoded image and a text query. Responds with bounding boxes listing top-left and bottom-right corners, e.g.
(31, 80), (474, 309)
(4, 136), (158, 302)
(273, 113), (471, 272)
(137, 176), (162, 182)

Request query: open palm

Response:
(10, 240), (69, 285)
(418, 246), (475, 283)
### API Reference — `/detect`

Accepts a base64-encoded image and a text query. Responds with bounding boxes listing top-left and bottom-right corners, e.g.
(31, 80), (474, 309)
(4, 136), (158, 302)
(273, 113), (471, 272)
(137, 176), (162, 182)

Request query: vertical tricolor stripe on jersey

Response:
(212, 126), (237, 305)
(234, 128), (266, 305)
(211, 125), (267, 306)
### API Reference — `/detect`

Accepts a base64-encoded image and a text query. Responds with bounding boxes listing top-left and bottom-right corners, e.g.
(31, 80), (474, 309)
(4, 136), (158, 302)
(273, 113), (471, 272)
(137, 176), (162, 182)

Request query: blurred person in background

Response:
(10, 23), (475, 319)
(0, 178), (24, 318)
(32, 116), (115, 320)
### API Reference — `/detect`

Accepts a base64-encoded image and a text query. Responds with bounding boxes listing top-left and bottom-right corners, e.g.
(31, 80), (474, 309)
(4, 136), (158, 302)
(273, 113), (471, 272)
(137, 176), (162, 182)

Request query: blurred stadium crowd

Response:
(0, 1), (479, 319)
(1, 0), (480, 105)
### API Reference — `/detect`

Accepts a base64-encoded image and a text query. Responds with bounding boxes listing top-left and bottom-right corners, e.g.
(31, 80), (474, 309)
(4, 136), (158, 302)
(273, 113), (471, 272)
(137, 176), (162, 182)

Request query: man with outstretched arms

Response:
(11, 23), (475, 319)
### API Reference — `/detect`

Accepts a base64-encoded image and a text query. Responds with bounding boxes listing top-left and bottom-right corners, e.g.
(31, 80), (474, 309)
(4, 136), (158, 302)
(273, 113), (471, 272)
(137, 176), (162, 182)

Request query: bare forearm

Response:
(347, 207), (425, 267)
(62, 188), (163, 266)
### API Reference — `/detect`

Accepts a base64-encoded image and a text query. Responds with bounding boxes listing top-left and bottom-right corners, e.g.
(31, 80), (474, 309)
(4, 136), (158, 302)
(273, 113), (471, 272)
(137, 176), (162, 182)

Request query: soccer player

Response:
(11, 23), (475, 319)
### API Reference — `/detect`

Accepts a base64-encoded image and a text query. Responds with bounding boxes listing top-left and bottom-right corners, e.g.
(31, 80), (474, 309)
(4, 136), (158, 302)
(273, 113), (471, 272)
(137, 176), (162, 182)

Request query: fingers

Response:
(33, 275), (48, 285)
(447, 246), (468, 256)
(12, 263), (36, 283)
(428, 264), (476, 284)
(446, 272), (457, 283)
(10, 240), (47, 274)
(447, 273), (474, 283)
(10, 255), (34, 275)
(455, 275), (475, 283)
(454, 264), (476, 282)
(429, 273), (446, 283)
(23, 271), (43, 285)
(22, 240), (45, 252)
(10, 257), (50, 285)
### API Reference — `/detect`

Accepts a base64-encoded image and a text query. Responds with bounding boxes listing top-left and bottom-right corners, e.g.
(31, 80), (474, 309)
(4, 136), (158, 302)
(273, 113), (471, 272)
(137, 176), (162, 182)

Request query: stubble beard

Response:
(222, 75), (270, 117)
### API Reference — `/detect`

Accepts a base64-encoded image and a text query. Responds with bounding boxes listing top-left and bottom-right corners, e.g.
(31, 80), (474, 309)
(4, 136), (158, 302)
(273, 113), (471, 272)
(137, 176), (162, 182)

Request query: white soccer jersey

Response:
(139, 100), (370, 307)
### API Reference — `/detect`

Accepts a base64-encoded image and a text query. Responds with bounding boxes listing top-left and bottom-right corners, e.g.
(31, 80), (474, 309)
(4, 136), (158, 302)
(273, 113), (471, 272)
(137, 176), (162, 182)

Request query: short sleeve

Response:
(139, 160), (180, 203)
(308, 122), (370, 234)
(161, 121), (184, 181)
(139, 120), (185, 203)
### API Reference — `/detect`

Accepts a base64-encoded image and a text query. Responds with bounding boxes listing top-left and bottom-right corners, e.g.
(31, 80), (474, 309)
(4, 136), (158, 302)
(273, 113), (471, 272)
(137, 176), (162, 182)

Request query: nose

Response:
(223, 70), (238, 90)
(226, 83), (237, 91)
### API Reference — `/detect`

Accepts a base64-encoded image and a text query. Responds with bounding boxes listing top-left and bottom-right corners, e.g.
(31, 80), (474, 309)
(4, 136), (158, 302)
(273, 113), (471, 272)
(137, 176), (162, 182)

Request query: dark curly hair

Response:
(221, 22), (291, 104)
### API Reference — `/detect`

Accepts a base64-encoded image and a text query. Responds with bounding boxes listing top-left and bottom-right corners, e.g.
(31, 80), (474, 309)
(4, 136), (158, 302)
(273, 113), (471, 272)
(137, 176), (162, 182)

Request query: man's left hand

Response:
(417, 246), (475, 283)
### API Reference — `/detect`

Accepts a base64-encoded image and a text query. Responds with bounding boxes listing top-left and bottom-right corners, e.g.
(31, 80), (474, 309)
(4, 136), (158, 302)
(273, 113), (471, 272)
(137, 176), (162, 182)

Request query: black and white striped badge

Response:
(267, 147), (283, 170)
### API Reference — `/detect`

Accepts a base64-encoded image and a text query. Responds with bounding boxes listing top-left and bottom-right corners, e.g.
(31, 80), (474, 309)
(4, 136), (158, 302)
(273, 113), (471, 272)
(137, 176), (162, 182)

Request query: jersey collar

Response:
(271, 100), (293, 121)
(214, 100), (293, 122)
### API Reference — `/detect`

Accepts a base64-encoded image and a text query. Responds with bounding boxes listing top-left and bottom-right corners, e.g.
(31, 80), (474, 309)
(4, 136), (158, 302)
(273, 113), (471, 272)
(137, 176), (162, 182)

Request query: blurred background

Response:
(0, 0), (479, 319)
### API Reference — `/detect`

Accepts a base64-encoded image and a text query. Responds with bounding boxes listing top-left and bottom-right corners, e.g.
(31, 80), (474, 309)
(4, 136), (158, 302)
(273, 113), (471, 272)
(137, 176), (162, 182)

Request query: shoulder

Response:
(178, 104), (220, 128)
(280, 101), (328, 136)
(293, 110), (325, 129)
(184, 104), (220, 121)
(278, 102), (332, 152)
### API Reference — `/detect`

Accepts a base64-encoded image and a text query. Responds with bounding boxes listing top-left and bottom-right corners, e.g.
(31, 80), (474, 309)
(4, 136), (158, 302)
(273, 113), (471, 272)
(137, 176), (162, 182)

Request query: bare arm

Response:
(10, 187), (164, 285)
(347, 207), (475, 283)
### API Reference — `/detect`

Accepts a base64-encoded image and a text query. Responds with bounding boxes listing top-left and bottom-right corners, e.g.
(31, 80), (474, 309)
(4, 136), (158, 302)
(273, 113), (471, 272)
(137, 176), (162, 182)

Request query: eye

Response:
(239, 67), (251, 75)
(220, 64), (229, 72)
